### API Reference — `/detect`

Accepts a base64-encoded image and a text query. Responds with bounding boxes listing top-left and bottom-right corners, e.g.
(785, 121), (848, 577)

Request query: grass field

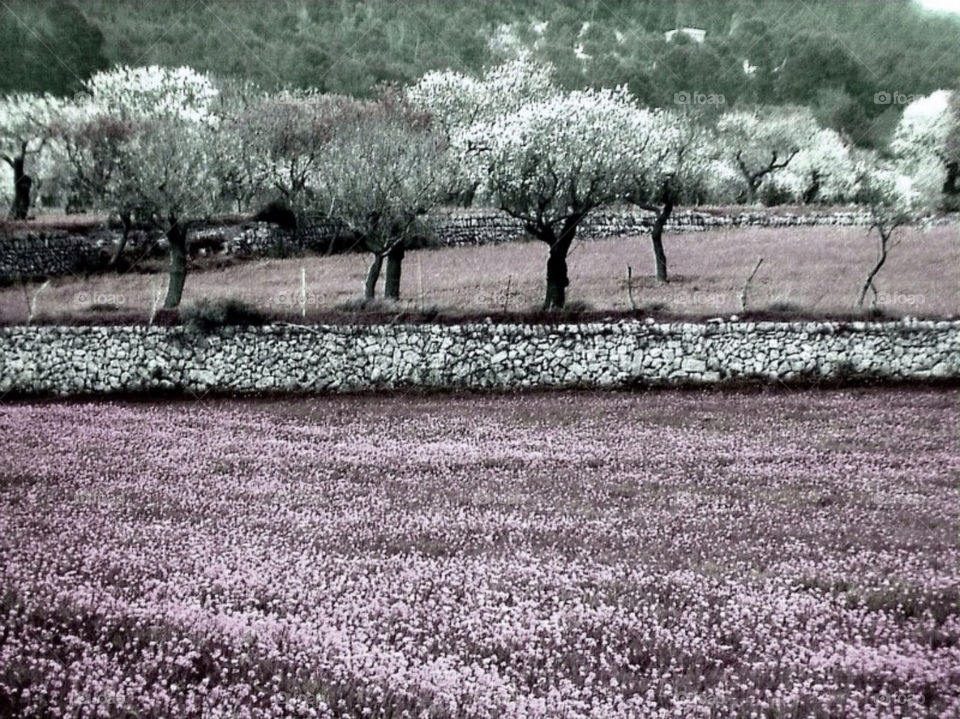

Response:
(1, 389), (958, 717)
(2, 225), (958, 324)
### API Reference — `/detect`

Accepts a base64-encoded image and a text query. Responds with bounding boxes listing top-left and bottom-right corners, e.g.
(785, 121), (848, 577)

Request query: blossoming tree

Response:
(761, 127), (860, 205)
(853, 149), (939, 310)
(313, 95), (450, 301)
(407, 54), (557, 206)
(623, 110), (713, 283)
(406, 53), (557, 139)
(60, 66), (224, 307)
(463, 86), (652, 309)
(716, 106), (821, 203)
(54, 105), (140, 265)
(221, 89), (369, 215)
(892, 89), (960, 209)
(0, 93), (61, 218)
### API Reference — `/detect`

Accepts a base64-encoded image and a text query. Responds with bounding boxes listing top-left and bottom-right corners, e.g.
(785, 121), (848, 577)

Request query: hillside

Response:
(2, 1), (960, 147)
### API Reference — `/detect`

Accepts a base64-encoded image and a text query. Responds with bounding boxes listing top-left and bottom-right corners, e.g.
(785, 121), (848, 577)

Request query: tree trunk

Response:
(943, 161), (959, 196)
(364, 253), (383, 301)
(384, 242), (405, 301)
(10, 156), (32, 220)
(857, 228), (891, 309)
(542, 215), (583, 310)
(544, 245), (568, 310)
(650, 194), (674, 284)
(802, 170), (821, 204)
(108, 212), (133, 268)
(163, 220), (188, 309)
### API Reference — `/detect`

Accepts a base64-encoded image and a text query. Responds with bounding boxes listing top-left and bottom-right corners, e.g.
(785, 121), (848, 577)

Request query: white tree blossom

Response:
(891, 89), (959, 208)
(716, 106), (821, 203)
(462, 85), (654, 308)
(82, 65), (219, 124)
(407, 54), (557, 138)
(760, 128), (860, 205)
(0, 93), (63, 217)
(59, 66), (226, 306)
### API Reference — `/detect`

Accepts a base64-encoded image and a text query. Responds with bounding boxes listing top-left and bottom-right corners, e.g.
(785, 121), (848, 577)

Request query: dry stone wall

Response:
(2, 319), (958, 397)
(0, 231), (113, 281)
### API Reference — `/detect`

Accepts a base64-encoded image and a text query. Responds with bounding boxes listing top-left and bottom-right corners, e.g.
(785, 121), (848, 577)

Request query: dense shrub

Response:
(180, 297), (267, 332)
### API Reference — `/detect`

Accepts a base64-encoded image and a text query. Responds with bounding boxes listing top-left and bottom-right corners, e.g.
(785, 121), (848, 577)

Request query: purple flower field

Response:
(1, 389), (958, 718)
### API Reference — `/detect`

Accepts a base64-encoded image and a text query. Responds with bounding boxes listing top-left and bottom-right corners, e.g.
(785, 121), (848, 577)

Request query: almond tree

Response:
(120, 117), (223, 308)
(0, 93), (61, 218)
(853, 151), (938, 310)
(407, 54), (557, 206)
(54, 102), (140, 265)
(462, 86), (651, 309)
(624, 110), (712, 283)
(716, 106), (820, 203)
(765, 128), (859, 205)
(314, 96), (450, 301)
(892, 89), (960, 209)
(407, 53), (557, 138)
(60, 66), (224, 307)
(82, 65), (219, 123)
(223, 89), (369, 215)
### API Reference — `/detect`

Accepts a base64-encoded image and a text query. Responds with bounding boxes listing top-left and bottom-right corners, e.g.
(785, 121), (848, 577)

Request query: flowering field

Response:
(1, 389), (958, 718)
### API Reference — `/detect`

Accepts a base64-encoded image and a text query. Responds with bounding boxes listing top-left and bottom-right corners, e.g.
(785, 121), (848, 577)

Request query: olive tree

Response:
(462, 86), (652, 309)
(314, 96), (450, 302)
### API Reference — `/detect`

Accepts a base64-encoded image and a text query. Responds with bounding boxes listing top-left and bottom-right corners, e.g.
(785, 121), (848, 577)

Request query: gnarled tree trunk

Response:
(10, 156), (32, 220)
(107, 211), (133, 268)
(943, 161), (959, 196)
(384, 242), (405, 301)
(163, 218), (188, 309)
(650, 189), (675, 284)
(364, 252), (383, 301)
(544, 244), (569, 310)
(542, 214), (584, 310)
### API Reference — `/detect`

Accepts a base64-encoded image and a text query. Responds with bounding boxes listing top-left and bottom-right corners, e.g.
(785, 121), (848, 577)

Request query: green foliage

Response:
(181, 297), (268, 333)
(0, 1), (108, 96)
(6, 1), (957, 149)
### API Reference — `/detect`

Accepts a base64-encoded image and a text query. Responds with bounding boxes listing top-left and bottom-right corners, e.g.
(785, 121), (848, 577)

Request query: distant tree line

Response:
(4, 0), (960, 150)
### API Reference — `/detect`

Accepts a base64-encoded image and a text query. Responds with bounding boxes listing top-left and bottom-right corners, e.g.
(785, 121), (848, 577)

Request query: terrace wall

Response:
(7, 208), (950, 283)
(1, 319), (958, 397)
